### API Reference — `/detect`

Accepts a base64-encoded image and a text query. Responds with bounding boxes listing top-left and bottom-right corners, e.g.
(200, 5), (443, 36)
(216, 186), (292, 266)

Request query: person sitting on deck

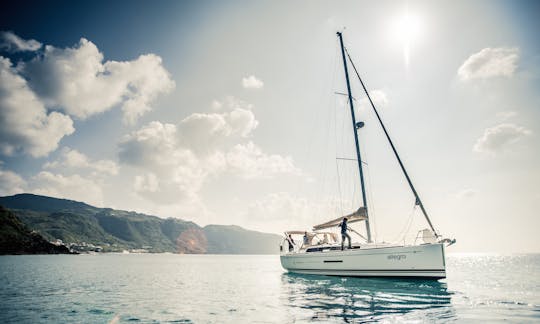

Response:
(288, 234), (295, 252)
(322, 233), (329, 244)
(338, 217), (352, 250)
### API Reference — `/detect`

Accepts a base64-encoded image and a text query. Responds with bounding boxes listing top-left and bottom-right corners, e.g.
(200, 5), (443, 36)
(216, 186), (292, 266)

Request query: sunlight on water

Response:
(281, 274), (453, 322)
(0, 253), (539, 323)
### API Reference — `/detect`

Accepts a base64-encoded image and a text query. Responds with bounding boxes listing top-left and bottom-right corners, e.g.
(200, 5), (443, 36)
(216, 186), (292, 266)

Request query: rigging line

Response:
(344, 101), (357, 213)
(364, 163), (378, 242)
(312, 38), (340, 222)
(351, 163), (358, 211)
(334, 97), (344, 217)
(336, 157), (368, 165)
(402, 205), (417, 243)
(344, 47), (438, 236)
(335, 159), (344, 217)
(391, 203), (417, 244)
(334, 92), (358, 101)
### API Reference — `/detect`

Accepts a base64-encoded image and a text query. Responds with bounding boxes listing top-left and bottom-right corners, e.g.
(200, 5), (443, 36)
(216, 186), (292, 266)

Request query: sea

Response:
(0, 253), (539, 323)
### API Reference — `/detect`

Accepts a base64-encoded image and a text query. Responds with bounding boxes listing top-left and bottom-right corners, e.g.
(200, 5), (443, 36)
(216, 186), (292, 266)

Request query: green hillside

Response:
(0, 206), (72, 255)
(0, 194), (281, 254)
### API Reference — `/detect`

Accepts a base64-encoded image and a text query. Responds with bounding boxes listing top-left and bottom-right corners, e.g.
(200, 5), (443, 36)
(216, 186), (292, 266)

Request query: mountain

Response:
(0, 194), (281, 254)
(204, 225), (282, 254)
(0, 206), (72, 255)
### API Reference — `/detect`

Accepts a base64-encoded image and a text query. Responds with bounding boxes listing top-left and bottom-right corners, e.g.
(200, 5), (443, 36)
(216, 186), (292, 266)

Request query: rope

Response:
(344, 45), (438, 236)
(335, 159), (344, 217)
(390, 202), (417, 244)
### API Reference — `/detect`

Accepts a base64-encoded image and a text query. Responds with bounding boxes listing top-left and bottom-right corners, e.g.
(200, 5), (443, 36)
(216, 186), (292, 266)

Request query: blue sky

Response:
(1, 0), (539, 252)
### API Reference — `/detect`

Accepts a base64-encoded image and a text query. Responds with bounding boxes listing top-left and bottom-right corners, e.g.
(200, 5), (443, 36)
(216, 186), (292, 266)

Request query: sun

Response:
(389, 10), (423, 68)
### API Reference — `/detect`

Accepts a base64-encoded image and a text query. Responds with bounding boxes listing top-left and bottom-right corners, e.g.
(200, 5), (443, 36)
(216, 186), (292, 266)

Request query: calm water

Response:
(0, 254), (539, 323)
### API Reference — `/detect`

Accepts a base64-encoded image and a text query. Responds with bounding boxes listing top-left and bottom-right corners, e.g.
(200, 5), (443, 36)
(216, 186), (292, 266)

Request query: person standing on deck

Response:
(288, 234), (295, 252)
(338, 218), (352, 250)
(303, 232), (309, 247)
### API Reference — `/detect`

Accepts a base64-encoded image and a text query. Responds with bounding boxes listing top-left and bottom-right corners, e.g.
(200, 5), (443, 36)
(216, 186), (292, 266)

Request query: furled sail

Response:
(312, 207), (367, 231)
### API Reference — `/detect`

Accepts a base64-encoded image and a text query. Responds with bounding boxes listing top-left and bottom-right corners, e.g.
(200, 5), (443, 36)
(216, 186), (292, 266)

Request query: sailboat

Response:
(279, 32), (455, 279)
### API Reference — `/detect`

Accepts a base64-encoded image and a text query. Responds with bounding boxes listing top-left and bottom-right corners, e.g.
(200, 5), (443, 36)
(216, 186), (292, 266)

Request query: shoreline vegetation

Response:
(0, 206), (75, 255)
(0, 194), (281, 255)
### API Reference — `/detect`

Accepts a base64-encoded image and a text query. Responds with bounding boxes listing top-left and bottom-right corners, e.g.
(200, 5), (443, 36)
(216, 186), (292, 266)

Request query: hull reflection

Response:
(281, 273), (455, 322)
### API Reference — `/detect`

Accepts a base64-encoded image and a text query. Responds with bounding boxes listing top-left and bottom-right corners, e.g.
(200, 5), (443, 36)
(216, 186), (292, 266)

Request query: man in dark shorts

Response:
(288, 234), (295, 252)
(338, 217), (352, 250)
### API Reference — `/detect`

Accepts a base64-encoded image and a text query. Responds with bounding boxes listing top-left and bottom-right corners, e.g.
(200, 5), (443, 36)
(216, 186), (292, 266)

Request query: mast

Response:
(344, 48), (439, 236)
(337, 32), (372, 243)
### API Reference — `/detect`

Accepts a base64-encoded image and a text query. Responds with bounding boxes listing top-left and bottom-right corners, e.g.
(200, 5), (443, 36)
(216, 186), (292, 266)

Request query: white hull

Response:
(280, 243), (446, 279)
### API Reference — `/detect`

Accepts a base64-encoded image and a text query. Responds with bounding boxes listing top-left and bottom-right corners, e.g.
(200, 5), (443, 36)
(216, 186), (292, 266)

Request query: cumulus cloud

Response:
(455, 188), (477, 199)
(0, 32), (175, 158)
(226, 142), (300, 179)
(134, 173), (160, 193)
(0, 31), (42, 52)
(0, 57), (74, 157)
(44, 147), (119, 175)
(495, 111), (517, 121)
(458, 47), (519, 81)
(211, 100), (223, 110)
(119, 121), (181, 167)
(20, 38), (175, 124)
(210, 96), (254, 111)
(118, 104), (300, 204)
(357, 89), (388, 111)
(0, 167), (26, 196)
(178, 109), (258, 153)
(473, 123), (531, 154)
(238, 192), (343, 233)
(31, 171), (104, 206)
(242, 75), (264, 89)
(119, 121), (210, 203)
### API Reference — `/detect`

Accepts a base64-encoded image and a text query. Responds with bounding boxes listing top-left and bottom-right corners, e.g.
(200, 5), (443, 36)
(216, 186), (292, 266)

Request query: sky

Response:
(0, 0), (539, 253)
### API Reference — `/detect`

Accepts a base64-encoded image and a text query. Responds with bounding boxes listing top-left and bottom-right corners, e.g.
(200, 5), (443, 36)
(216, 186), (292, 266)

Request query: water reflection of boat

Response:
(281, 273), (454, 322)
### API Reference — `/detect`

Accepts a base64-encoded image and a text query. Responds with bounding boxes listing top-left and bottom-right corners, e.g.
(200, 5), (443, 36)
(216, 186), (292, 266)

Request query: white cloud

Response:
(44, 147), (119, 175)
(0, 33), (175, 158)
(119, 121), (209, 203)
(118, 106), (299, 204)
(357, 89), (388, 111)
(178, 108), (258, 153)
(474, 123), (531, 154)
(31, 171), (104, 206)
(20, 38), (175, 124)
(119, 121), (181, 167)
(242, 75), (264, 89)
(215, 96), (254, 110)
(0, 57), (74, 157)
(458, 47), (519, 81)
(211, 100), (223, 110)
(0, 31), (42, 52)
(0, 167), (26, 196)
(495, 111), (517, 121)
(455, 188), (477, 199)
(134, 173), (160, 193)
(226, 142), (301, 179)
(238, 192), (343, 233)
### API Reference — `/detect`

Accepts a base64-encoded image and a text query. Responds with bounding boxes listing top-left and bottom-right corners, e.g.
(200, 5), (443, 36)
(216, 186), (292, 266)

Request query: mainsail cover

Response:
(312, 207), (367, 231)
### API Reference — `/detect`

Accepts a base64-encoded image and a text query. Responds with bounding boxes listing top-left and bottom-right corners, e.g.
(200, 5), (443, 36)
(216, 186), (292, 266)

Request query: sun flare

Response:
(389, 11), (423, 67)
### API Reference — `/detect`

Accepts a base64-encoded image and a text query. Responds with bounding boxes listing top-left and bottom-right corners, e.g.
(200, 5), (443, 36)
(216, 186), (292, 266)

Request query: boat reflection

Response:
(281, 273), (455, 322)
